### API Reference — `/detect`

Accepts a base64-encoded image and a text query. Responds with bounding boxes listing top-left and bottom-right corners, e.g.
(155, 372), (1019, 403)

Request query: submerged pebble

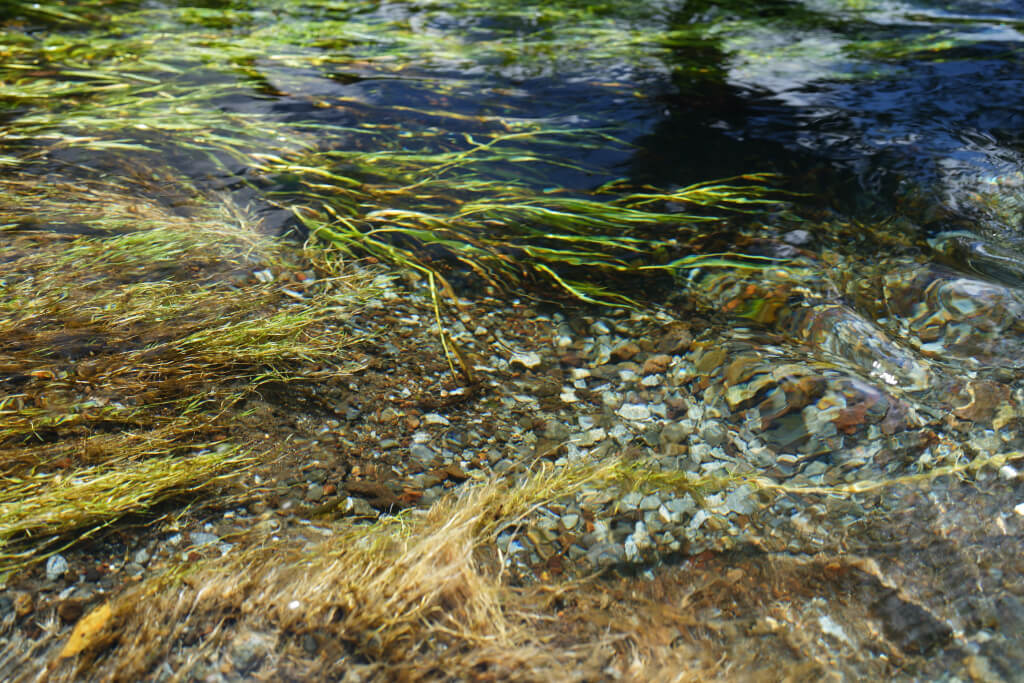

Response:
(45, 555), (69, 582)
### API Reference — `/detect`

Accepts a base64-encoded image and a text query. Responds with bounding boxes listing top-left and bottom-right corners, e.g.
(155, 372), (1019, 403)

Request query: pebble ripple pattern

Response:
(483, 223), (1023, 580)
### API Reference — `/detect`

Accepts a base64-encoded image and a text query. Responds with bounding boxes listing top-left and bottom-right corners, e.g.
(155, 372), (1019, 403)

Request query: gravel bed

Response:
(5, 264), (1023, 680)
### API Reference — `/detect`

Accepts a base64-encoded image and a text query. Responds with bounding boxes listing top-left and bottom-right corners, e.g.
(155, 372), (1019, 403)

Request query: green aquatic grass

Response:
(0, 173), (374, 576)
(1, 0), (795, 307)
(289, 137), (787, 304)
(0, 445), (250, 565)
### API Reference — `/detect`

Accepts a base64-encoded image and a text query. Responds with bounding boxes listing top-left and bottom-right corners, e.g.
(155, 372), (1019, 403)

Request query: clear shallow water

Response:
(9, 0), (1023, 234)
(4, 0), (1021, 476)
(2, 0), (1024, 674)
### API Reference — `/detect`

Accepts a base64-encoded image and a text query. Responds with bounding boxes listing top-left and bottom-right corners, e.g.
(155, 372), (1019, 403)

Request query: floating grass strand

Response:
(754, 449), (1022, 497)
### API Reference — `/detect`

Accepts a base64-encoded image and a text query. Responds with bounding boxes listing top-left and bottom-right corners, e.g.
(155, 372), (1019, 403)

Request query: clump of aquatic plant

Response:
(0, 444), (250, 568)
(0, 173), (372, 576)
(1, 0), (793, 309)
(41, 460), (633, 681)
(298, 164), (785, 305)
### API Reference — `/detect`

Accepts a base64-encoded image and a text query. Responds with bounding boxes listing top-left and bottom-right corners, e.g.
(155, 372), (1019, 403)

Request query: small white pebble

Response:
(509, 351), (542, 369)
(46, 554), (69, 582)
(617, 403), (650, 421)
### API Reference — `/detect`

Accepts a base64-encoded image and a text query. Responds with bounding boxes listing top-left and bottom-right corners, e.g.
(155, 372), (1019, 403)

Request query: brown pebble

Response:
(953, 380), (1011, 423)
(13, 592), (33, 618)
(57, 599), (85, 624)
(442, 465), (469, 482)
(533, 380), (560, 397)
(881, 400), (909, 435)
(345, 480), (402, 509)
(657, 324), (692, 354)
(665, 396), (688, 419)
(611, 342), (641, 362)
(642, 354), (672, 375)
(76, 361), (101, 379)
(421, 473), (443, 488)
(559, 353), (585, 367)
(322, 483), (337, 496)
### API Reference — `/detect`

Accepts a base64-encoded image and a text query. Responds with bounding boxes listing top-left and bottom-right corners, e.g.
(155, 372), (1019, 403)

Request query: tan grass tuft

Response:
(48, 463), (627, 681)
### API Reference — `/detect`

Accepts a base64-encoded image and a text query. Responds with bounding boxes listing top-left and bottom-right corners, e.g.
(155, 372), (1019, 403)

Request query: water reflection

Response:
(638, 0), (1024, 240)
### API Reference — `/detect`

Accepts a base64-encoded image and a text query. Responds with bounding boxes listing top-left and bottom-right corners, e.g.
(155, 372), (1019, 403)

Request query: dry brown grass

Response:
(44, 464), (623, 681)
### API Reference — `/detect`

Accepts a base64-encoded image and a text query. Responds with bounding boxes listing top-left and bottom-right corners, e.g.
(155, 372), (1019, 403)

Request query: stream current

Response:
(4, 0), (1024, 677)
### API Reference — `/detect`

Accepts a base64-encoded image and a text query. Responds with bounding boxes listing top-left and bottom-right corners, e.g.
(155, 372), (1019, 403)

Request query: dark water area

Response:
(213, 0), (1024, 249)
(638, 0), (1024, 229)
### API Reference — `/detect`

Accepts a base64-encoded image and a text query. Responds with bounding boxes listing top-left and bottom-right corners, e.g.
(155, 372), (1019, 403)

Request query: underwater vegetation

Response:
(0, 0), (797, 575)
(0, 0), (797, 306)
(0, 173), (376, 576)
(1, 0), (1023, 679)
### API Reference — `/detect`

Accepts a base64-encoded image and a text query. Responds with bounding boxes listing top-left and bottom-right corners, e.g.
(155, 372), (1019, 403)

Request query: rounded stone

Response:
(305, 484), (325, 502)
(543, 420), (572, 441)
(230, 632), (274, 673)
(409, 443), (436, 463)
(660, 421), (692, 445)
(189, 532), (219, 547)
(46, 554), (69, 582)
(700, 421), (728, 446)
(639, 494), (662, 511)
(617, 403), (651, 421)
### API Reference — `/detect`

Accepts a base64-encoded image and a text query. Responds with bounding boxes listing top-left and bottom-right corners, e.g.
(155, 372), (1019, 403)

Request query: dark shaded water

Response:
(228, 0), (1024, 246)
(645, 0), (1024, 233)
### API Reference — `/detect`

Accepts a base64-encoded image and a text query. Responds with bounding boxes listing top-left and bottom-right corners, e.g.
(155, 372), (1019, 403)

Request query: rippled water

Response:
(225, 0), (1024, 251)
